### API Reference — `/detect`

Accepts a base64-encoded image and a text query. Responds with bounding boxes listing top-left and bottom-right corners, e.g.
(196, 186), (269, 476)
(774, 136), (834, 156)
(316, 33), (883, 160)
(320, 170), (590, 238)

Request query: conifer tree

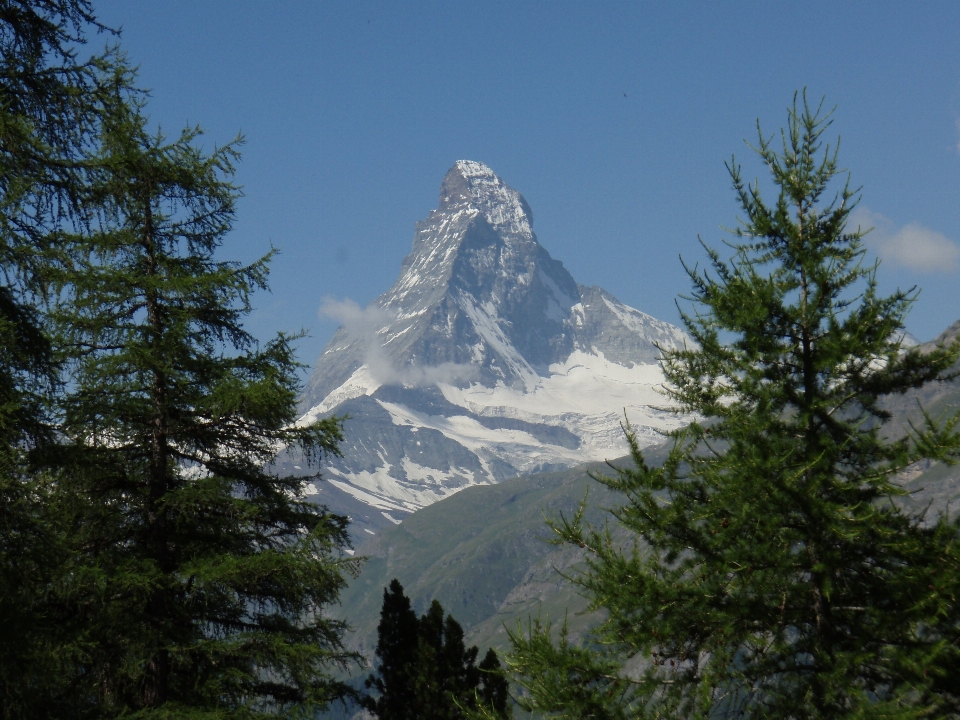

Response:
(0, 2), (112, 715)
(50, 64), (360, 717)
(415, 600), (482, 719)
(365, 580), (510, 720)
(477, 649), (510, 719)
(365, 579), (421, 720)
(506, 96), (960, 718)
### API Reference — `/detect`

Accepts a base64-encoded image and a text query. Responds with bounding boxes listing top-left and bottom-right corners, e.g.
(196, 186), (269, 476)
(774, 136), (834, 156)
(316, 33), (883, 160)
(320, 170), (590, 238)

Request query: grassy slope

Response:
(337, 443), (672, 655)
(337, 458), (626, 659)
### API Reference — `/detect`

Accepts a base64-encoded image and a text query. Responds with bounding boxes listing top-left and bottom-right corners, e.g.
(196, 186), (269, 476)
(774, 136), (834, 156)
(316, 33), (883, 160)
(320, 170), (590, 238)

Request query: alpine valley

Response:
(291, 161), (960, 679)
(289, 161), (690, 538)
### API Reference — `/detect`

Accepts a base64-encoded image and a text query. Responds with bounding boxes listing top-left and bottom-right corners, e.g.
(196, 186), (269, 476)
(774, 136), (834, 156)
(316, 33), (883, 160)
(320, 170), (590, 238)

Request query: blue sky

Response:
(93, 1), (960, 367)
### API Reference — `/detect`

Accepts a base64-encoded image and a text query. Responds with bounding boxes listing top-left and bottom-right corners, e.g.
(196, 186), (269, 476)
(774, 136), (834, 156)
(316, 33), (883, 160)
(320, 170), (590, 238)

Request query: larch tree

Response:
(0, 2), (113, 715)
(415, 599), (481, 719)
(50, 65), (361, 717)
(506, 96), (960, 719)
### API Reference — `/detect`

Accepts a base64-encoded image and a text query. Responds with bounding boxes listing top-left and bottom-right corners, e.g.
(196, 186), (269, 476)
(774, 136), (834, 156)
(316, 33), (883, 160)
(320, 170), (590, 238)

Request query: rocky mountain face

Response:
(296, 161), (688, 536)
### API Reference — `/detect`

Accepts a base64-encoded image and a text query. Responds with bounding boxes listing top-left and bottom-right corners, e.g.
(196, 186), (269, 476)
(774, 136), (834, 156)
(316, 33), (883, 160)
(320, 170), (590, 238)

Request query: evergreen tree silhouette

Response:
(366, 580), (510, 719)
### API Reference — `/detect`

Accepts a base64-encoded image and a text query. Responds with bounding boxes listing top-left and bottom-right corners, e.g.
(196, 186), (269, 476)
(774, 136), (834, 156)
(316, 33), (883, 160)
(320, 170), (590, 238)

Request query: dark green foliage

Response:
(0, 2), (361, 716)
(365, 579), (421, 720)
(48, 65), (361, 717)
(507, 96), (960, 719)
(0, 2), (112, 716)
(0, 0), (106, 404)
(0, 0), (105, 266)
(477, 649), (510, 718)
(365, 580), (510, 720)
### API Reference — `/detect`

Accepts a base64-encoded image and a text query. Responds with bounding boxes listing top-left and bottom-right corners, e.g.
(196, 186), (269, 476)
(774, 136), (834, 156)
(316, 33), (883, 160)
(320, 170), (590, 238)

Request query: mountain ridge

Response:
(294, 161), (691, 525)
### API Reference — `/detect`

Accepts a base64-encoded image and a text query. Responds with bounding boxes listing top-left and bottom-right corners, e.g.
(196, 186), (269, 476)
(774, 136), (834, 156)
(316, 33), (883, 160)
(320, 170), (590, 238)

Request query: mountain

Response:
(889, 317), (960, 418)
(883, 317), (960, 515)
(295, 161), (689, 537)
(335, 318), (960, 662)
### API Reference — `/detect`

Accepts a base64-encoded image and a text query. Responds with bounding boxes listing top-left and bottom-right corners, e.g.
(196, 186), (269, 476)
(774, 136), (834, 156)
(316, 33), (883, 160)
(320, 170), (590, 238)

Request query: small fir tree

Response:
(365, 579), (422, 720)
(506, 96), (960, 718)
(51, 65), (360, 716)
(365, 580), (510, 720)
(477, 649), (511, 719)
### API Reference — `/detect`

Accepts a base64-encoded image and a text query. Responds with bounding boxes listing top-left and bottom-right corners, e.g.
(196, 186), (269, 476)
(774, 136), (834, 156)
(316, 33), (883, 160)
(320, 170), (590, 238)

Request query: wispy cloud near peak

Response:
(318, 298), (478, 387)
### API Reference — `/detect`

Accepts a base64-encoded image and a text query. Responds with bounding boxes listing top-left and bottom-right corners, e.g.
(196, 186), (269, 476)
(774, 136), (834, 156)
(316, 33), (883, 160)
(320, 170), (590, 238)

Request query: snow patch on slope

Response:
(539, 268), (577, 322)
(440, 350), (668, 420)
(378, 399), (586, 474)
(299, 365), (380, 426)
(600, 295), (689, 353)
(439, 349), (682, 461)
(327, 454), (484, 511)
(457, 293), (540, 389)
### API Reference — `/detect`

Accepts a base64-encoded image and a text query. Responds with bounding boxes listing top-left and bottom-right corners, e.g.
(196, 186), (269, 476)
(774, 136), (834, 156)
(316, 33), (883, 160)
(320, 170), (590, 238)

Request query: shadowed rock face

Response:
(297, 161), (690, 520)
(302, 161), (584, 405)
(304, 161), (683, 405)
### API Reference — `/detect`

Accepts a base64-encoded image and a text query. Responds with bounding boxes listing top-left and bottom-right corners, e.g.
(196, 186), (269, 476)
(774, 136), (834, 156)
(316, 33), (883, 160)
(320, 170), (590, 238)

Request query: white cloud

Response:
(318, 297), (478, 387)
(319, 297), (393, 339)
(850, 207), (960, 274)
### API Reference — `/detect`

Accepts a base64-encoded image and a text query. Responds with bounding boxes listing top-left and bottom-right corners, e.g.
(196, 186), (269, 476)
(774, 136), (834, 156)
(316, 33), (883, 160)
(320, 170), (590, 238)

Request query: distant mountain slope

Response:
(336, 318), (960, 659)
(885, 317), (960, 515)
(336, 458), (617, 659)
(884, 317), (960, 426)
(297, 160), (690, 522)
(340, 459), (960, 660)
(335, 444), (675, 659)
(337, 440), (960, 668)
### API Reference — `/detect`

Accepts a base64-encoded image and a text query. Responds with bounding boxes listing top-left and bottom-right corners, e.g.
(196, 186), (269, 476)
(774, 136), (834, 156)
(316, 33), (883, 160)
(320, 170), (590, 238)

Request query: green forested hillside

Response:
(339, 462), (602, 656)
(337, 443), (663, 659)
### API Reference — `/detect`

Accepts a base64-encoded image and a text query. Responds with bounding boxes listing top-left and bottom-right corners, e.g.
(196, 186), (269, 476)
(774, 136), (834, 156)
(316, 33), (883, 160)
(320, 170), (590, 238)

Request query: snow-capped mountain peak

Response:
(296, 161), (691, 535)
(439, 160), (534, 238)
